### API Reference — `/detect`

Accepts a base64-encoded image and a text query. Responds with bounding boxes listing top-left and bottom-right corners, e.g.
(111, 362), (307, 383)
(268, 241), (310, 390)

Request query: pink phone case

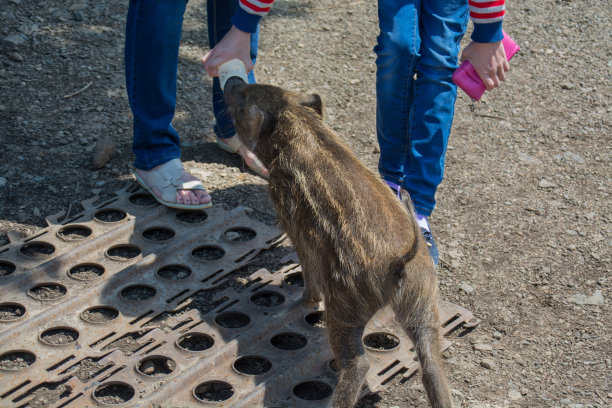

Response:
(452, 30), (519, 101)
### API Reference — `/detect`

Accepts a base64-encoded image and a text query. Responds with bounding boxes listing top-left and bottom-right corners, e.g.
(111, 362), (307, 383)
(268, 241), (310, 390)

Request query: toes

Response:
(195, 190), (211, 204)
(177, 190), (193, 205)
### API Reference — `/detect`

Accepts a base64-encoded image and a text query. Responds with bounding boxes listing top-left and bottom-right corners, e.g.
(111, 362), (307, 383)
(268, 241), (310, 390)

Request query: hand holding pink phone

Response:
(452, 31), (519, 101)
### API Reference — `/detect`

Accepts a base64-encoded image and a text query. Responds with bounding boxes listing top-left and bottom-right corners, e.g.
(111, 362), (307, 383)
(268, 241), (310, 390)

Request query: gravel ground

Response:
(0, 0), (610, 406)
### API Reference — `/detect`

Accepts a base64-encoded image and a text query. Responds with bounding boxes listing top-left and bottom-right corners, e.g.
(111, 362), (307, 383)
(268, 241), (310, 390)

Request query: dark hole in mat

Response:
(0, 351), (36, 370)
(40, 327), (79, 345)
(233, 356), (272, 375)
(129, 192), (157, 206)
(94, 209), (127, 223)
(107, 245), (141, 260)
(293, 381), (333, 401)
(224, 228), (256, 242)
(250, 290), (285, 307)
(176, 210), (208, 224)
(28, 283), (67, 301)
(363, 332), (400, 351)
(20, 242), (55, 258)
(69, 264), (104, 280)
(270, 332), (308, 350)
(176, 333), (214, 352)
(142, 227), (175, 241)
(58, 225), (92, 241)
(283, 272), (304, 287)
(81, 306), (119, 323)
(215, 312), (250, 328)
(305, 311), (326, 328)
(93, 382), (135, 405)
(194, 381), (234, 402)
(121, 285), (156, 301)
(157, 265), (192, 280)
(137, 356), (176, 376)
(0, 260), (16, 277)
(0, 303), (26, 321)
(192, 246), (225, 261)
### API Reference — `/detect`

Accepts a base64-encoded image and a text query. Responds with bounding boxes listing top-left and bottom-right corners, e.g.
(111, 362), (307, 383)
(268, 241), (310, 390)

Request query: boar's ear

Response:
(242, 105), (266, 140)
(299, 93), (325, 118)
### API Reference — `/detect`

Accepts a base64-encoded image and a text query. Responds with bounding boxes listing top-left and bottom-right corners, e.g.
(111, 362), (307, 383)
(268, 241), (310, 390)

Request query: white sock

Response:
(414, 213), (430, 231)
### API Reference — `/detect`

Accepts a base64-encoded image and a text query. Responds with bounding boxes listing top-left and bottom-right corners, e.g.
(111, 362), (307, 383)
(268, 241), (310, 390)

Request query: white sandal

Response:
(134, 159), (212, 210)
(217, 135), (269, 178)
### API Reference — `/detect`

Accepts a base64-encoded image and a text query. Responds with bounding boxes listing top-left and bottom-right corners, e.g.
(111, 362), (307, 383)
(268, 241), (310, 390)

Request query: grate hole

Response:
(142, 227), (175, 242)
(129, 192), (157, 206)
(224, 228), (257, 242)
(81, 306), (119, 324)
(28, 283), (67, 301)
(0, 302), (26, 322)
(215, 312), (250, 329)
(176, 333), (214, 352)
(20, 241), (55, 258)
(94, 209), (127, 223)
(233, 356), (272, 375)
(305, 311), (326, 328)
(192, 245), (225, 261)
(0, 260), (16, 277)
(40, 327), (79, 346)
(57, 225), (92, 241)
(270, 332), (308, 350)
(157, 264), (192, 281)
(363, 332), (400, 351)
(176, 210), (208, 224)
(293, 381), (333, 401)
(328, 359), (340, 373)
(93, 382), (135, 405)
(283, 272), (304, 287)
(194, 381), (234, 402)
(68, 263), (104, 281)
(120, 285), (156, 301)
(250, 290), (285, 307)
(106, 244), (141, 261)
(136, 356), (176, 376)
(0, 351), (36, 371)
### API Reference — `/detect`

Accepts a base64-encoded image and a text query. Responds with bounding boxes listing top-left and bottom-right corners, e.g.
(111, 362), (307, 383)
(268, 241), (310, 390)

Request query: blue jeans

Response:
(375, 0), (469, 216)
(125, 0), (259, 170)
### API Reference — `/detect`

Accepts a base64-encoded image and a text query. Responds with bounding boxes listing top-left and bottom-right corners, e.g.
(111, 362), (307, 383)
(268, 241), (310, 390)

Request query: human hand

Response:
(201, 25), (254, 78)
(460, 41), (509, 90)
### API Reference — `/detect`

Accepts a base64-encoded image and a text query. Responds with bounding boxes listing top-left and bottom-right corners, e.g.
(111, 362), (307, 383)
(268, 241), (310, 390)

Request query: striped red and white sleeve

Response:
(232, 0), (275, 34)
(469, 0), (505, 43)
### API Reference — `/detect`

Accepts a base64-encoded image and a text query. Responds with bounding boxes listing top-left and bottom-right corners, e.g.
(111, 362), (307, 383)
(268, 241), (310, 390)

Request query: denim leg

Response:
(208, 0), (259, 139)
(403, 0), (469, 216)
(375, 0), (421, 187)
(125, 0), (188, 170)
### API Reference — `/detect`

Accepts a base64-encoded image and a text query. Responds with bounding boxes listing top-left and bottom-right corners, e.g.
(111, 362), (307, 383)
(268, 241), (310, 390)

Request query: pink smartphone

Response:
(452, 30), (519, 101)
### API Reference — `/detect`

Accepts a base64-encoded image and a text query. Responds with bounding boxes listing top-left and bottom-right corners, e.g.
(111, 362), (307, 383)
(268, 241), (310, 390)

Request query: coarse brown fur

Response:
(224, 79), (453, 408)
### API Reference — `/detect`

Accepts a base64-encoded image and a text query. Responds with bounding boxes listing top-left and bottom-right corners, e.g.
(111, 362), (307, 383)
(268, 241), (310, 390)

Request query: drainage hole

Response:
(28, 283), (67, 301)
(176, 210), (208, 224)
(136, 356), (176, 376)
(20, 242), (55, 258)
(69, 263), (104, 281)
(0, 351), (36, 371)
(194, 381), (234, 402)
(120, 285), (156, 301)
(270, 332), (308, 351)
(250, 290), (285, 307)
(129, 192), (158, 206)
(58, 225), (92, 241)
(283, 272), (304, 287)
(328, 359), (340, 373)
(305, 311), (326, 328)
(215, 312), (250, 329)
(0, 303), (26, 322)
(106, 244), (141, 261)
(93, 382), (135, 405)
(293, 381), (333, 401)
(142, 227), (175, 242)
(363, 332), (400, 351)
(0, 260), (16, 277)
(233, 356), (272, 376)
(157, 264), (192, 281)
(40, 327), (79, 346)
(224, 228), (256, 242)
(81, 306), (119, 323)
(192, 246), (225, 261)
(94, 209), (127, 223)
(176, 333), (214, 352)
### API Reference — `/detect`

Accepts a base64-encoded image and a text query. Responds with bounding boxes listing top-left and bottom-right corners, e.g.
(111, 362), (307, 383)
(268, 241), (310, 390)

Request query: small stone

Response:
(72, 10), (84, 21)
(459, 283), (474, 294)
(92, 137), (115, 169)
(48, 185), (58, 194)
(2, 34), (27, 49)
(33, 207), (41, 217)
(96, 180), (106, 187)
(474, 343), (493, 352)
(480, 358), (495, 369)
(568, 290), (604, 306)
(560, 83), (574, 90)
(349, 79), (361, 85)
(0, 177), (7, 188)
(8, 52), (24, 62)
(538, 179), (557, 188)
(91, 188), (101, 195)
(560, 398), (571, 405)
(508, 390), (522, 400)
(493, 331), (502, 339)
(8, 0), (21, 4)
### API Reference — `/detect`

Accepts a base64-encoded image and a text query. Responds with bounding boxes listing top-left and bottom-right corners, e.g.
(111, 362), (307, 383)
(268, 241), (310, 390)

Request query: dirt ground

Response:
(1, 0), (610, 407)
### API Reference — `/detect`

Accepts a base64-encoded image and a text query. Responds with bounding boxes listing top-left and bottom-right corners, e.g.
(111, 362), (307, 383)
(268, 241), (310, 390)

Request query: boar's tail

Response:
(400, 188), (420, 263)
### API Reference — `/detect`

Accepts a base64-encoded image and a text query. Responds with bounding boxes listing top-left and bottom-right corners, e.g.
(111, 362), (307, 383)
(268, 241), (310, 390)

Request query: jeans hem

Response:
(134, 154), (181, 171)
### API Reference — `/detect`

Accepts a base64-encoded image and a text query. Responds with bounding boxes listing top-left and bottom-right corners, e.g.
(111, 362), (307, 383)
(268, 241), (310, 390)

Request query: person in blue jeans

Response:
(126, 0), (274, 210)
(375, 0), (509, 265)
